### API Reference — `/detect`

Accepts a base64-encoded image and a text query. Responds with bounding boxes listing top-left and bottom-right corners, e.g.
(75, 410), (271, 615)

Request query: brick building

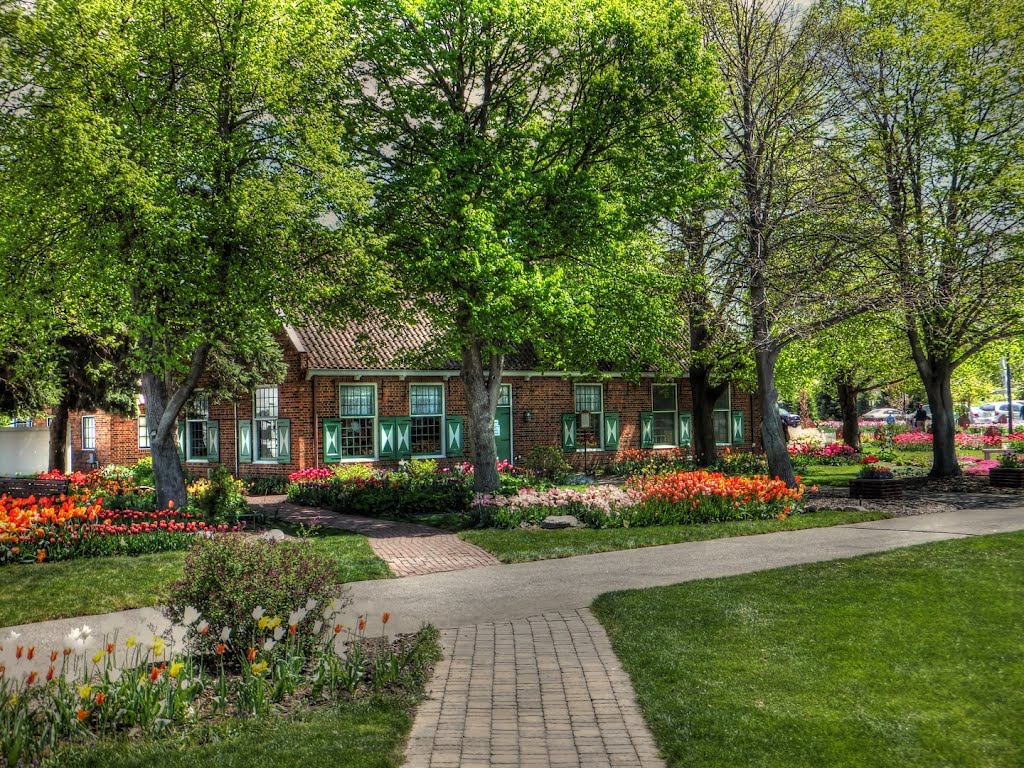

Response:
(69, 318), (762, 478)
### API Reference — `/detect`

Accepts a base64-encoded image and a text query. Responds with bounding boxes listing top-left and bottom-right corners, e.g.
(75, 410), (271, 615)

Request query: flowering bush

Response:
(0, 495), (238, 564)
(857, 455), (894, 479)
(605, 448), (693, 477)
(474, 485), (638, 529)
(0, 607), (436, 766)
(954, 432), (1005, 449)
(625, 471), (806, 525)
(712, 449), (769, 476)
(788, 441), (858, 466)
(959, 457), (1000, 475)
(891, 432), (934, 451)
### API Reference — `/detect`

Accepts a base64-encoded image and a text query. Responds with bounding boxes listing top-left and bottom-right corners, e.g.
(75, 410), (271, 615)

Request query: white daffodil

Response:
(273, 626), (285, 642)
(251, 607), (266, 621)
(263, 638), (276, 653)
(182, 606), (201, 626)
(220, 626), (232, 642)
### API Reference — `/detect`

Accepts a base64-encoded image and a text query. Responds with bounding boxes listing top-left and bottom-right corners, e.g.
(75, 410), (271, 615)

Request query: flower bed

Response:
(0, 605), (435, 766)
(788, 441), (858, 465)
(0, 495), (238, 564)
(474, 485), (638, 528)
(605, 448), (693, 477)
(960, 457), (1000, 476)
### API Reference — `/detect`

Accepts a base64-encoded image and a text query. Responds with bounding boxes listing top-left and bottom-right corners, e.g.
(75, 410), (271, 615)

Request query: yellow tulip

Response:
(91, 650), (104, 665)
(78, 684), (92, 700)
(250, 661), (269, 675)
(169, 661), (184, 678)
(266, 617), (281, 630)
(257, 616), (270, 630)
(125, 636), (136, 648)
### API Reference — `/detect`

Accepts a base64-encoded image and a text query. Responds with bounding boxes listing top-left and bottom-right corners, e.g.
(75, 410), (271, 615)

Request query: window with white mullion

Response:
(340, 384), (376, 458)
(713, 385), (731, 445)
(652, 384), (677, 447)
(574, 383), (603, 448)
(254, 385), (279, 461)
(138, 415), (150, 449)
(410, 383), (444, 456)
(186, 393), (209, 460)
(82, 416), (96, 450)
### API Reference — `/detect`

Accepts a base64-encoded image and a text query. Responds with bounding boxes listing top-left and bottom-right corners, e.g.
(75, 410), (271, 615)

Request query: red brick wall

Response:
(73, 350), (762, 475)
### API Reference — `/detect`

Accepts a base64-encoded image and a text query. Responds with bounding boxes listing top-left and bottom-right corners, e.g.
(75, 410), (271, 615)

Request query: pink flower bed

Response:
(788, 442), (856, 459)
(960, 457), (1000, 475)
(288, 467), (334, 483)
(954, 433), (1005, 449)
(475, 485), (638, 513)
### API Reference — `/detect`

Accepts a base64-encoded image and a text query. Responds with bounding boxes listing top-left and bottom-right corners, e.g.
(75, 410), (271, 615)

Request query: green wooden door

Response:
(495, 385), (512, 463)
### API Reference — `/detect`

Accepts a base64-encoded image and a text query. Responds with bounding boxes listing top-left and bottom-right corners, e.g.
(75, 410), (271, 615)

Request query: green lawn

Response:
(593, 532), (1024, 768)
(0, 529), (390, 627)
(459, 510), (888, 563)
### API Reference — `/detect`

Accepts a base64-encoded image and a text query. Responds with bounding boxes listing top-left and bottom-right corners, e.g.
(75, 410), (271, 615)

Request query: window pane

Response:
(498, 385), (511, 408)
(138, 416), (150, 449)
(713, 411), (730, 444)
(410, 384), (443, 416)
(187, 395), (209, 419)
(340, 385), (375, 417)
(255, 387), (278, 419)
(714, 386), (731, 411)
(341, 417), (374, 457)
(189, 421), (208, 458)
(653, 384), (676, 411)
(257, 420), (278, 459)
(575, 385), (602, 414)
(653, 412), (676, 446)
(411, 416), (442, 455)
(82, 417), (95, 450)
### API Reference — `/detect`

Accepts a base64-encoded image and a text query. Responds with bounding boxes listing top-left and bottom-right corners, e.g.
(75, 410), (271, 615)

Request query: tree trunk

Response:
(690, 364), (726, 467)
(141, 372), (189, 509)
(461, 342), (503, 492)
(836, 380), (861, 451)
(922, 365), (960, 477)
(48, 402), (69, 473)
(755, 345), (796, 486)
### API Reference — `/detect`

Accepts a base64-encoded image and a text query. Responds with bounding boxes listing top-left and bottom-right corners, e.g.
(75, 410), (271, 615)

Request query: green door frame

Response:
(495, 384), (513, 464)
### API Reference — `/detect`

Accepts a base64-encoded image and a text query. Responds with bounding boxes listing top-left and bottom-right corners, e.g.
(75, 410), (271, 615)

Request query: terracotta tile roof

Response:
(289, 312), (541, 373)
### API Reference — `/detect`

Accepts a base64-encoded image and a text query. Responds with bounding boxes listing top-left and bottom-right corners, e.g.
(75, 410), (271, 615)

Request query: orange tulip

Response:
(76, 708), (89, 721)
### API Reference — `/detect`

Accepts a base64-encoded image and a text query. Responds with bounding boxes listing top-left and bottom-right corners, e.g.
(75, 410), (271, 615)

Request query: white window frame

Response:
(338, 382), (377, 461)
(138, 415), (150, 450)
(714, 385), (732, 446)
(186, 392), (210, 462)
(409, 382), (446, 458)
(81, 416), (96, 450)
(574, 383), (604, 449)
(652, 383), (678, 448)
(253, 385), (280, 463)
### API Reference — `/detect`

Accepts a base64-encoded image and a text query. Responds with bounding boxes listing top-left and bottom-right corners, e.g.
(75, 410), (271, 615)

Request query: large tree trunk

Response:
(140, 343), (212, 509)
(690, 364), (727, 467)
(48, 402), (69, 473)
(755, 345), (796, 486)
(836, 380), (861, 451)
(461, 342), (503, 493)
(922, 365), (960, 477)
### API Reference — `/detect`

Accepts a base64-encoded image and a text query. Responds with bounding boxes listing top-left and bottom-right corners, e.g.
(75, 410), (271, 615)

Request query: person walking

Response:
(914, 403), (929, 432)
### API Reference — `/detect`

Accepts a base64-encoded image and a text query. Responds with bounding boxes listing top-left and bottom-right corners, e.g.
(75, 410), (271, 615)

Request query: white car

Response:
(861, 408), (907, 423)
(972, 401), (1024, 424)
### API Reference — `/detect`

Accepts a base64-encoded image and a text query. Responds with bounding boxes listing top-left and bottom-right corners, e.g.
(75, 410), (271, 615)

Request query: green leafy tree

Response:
(824, 0), (1024, 476)
(3, 0), (377, 506)
(342, 0), (721, 490)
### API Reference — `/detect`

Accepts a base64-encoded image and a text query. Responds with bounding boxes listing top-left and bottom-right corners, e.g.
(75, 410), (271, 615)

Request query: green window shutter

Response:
(395, 416), (412, 458)
(277, 419), (291, 463)
(446, 416), (464, 457)
(603, 412), (620, 451)
(678, 412), (692, 447)
(177, 421), (185, 460)
(238, 419), (253, 464)
(731, 410), (745, 445)
(323, 418), (341, 463)
(640, 412), (654, 450)
(561, 413), (577, 452)
(206, 420), (220, 462)
(379, 417), (397, 460)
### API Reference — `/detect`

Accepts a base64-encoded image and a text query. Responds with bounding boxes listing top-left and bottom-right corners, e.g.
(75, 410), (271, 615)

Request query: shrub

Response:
(712, 449), (768, 476)
(189, 466), (249, 522)
(605, 448), (693, 477)
(523, 445), (572, 482)
(334, 463), (376, 482)
(165, 536), (340, 657)
(132, 456), (155, 487)
(245, 475), (290, 496)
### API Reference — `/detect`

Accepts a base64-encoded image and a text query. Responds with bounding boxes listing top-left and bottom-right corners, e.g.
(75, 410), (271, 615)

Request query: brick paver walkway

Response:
(247, 496), (500, 577)
(405, 609), (665, 768)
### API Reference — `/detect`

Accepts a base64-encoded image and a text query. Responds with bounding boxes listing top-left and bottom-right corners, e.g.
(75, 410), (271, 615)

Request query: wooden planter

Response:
(850, 478), (904, 500)
(989, 467), (1024, 489)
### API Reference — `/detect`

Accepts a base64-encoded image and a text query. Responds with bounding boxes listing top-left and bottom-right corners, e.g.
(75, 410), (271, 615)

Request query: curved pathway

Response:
(247, 495), (500, 576)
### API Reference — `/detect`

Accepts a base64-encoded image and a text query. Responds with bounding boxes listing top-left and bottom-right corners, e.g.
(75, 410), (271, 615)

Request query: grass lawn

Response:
(459, 510), (888, 563)
(0, 529), (390, 627)
(593, 531), (1024, 768)
(46, 696), (413, 768)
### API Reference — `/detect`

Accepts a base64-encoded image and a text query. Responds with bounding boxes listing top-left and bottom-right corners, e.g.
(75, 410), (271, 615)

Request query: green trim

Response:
(640, 412), (654, 450)
(561, 413), (577, 452)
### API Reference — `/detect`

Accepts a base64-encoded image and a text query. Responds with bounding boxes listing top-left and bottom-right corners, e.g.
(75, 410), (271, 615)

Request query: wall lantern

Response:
(523, 410), (534, 423)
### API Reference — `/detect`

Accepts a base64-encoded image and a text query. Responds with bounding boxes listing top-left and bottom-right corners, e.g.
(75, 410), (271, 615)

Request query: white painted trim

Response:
(283, 325), (307, 353)
(409, 382), (445, 458)
(652, 382), (678, 449)
(338, 382), (378, 460)
(307, 368), (688, 380)
(574, 382), (604, 450)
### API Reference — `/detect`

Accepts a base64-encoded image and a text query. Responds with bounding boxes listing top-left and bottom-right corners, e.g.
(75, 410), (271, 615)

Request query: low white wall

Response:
(0, 428), (50, 476)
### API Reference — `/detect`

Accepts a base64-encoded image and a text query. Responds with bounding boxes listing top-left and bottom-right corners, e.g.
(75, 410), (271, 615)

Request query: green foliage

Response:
(190, 467), (249, 523)
(289, 472), (474, 519)
(332, 464), (376, 483)
(522, 446), (572, 483)
(165, 536), (339, 657)
(131, 457), (155, 488)
(244, 475), (290, 496)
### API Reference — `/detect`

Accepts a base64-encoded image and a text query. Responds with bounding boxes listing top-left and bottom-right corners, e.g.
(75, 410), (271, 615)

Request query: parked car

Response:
(972, 401), (1024, 424)
(778, 407), (800, 428)
(861, 407), (907, 423)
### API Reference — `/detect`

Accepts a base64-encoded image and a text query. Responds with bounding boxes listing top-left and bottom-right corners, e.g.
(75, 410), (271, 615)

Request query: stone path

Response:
(247, 496), (500, 577)
(406, 610), (663, 768)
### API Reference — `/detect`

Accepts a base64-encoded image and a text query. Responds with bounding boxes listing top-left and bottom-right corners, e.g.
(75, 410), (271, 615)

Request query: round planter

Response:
(989, 467), (1024, 489)
(849, 478), (903, 500)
